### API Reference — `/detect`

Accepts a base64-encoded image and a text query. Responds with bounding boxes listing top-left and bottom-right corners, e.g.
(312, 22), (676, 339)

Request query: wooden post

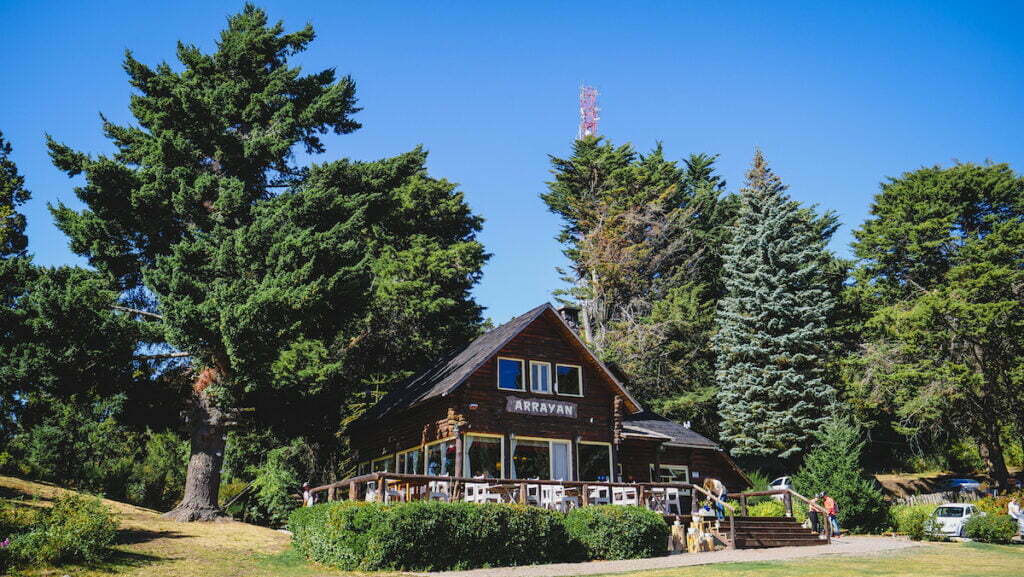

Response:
(349, 481), (357, 501)
(740, 494), (748, 516)
(691, 486), (700, 516)
(783, 492), (793, 517)
(454, 432), (464, 478)
(727, 509), (736, 550)
(328, 485), (336, 502)
(519, 482), (527, 505)
(581, 484), (590, 506)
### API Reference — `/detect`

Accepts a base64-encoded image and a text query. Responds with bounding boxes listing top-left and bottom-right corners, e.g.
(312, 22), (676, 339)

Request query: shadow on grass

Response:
(117, 527), (189, 545)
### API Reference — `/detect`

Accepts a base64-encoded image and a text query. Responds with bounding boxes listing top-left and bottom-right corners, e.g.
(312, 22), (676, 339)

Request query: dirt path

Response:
(417, 537), (921, 577)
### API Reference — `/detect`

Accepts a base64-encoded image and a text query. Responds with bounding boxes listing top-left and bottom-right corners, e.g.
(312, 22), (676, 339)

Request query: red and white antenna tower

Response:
(578, 85), (599, 139)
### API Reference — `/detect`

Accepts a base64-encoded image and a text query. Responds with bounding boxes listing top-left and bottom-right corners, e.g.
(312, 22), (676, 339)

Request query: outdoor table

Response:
(487, 483), (520, 503)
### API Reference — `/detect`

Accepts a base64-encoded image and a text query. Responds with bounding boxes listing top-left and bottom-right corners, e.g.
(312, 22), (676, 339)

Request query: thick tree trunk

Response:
(163, 370), (231, 522)
(979, 424), (1010, 491)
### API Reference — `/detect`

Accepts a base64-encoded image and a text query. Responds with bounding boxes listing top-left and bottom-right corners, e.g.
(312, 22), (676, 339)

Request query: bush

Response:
(244, 442), (303, 527)
(747, 499), (786, 517)
(563, 505), (668, 560)
(290, 501), (583, 571)
(888, 504), (939, 540)
(973, 491), (1024, 516)
(963, 514), (1017, 544)
(8, 494), (118, 566)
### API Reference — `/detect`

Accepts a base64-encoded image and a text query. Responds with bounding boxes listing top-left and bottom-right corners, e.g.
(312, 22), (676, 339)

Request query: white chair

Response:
(364, 481), (379, 502)
(612, 486), (639, 506)
(588, 486), (611, 505)
(465, 482), (501, 503)
(428, 480), (451, 501)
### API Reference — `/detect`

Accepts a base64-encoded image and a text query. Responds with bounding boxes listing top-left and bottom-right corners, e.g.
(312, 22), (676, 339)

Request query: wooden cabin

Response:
(348, 303), (750, 503)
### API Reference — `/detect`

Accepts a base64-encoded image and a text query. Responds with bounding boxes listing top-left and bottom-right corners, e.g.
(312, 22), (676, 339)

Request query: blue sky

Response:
(2, 1), (1021, 323)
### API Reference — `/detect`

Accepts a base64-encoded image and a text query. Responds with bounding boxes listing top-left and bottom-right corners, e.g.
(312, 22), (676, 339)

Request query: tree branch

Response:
(135, 352), (191, 360)
(114, 305), (165, 320)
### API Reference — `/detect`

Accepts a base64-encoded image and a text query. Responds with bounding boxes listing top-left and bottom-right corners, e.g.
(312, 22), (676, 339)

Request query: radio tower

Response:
(578, 85), (599, 139)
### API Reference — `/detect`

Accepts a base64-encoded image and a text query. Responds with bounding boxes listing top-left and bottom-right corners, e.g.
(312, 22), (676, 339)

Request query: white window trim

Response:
(512, 436), (573, 481)
(555, 363), (584, 397)
(529, 360), (553, 394)
(464, 432), (505, 478)
(496, 356), (526, 392)
(577, 441), (613, 482)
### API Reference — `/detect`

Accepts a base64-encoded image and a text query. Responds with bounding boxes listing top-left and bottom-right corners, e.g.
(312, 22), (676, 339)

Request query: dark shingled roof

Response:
(355, 303), (552, 425)
(623, 411), (720, 449)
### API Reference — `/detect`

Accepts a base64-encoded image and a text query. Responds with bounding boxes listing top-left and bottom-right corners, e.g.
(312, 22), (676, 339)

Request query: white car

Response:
(769, 476), (793, 500)
(931, 503), (984, 537)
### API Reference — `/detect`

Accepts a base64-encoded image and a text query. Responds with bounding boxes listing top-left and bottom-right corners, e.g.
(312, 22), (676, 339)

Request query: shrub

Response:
(973, 491), (1024, 516)
(563, 505), (668, 560)
(747, 499), (786, 517)
(244, 440), (303, 527)
(290, 501), (583, 571)
(8, 494), (118, 566)
(963, 514), (1017, 544)
(889, 504), (938, 540)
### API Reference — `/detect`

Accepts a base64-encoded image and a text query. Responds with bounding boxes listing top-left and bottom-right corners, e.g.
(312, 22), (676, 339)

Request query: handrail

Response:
(735, 488), (831, 544)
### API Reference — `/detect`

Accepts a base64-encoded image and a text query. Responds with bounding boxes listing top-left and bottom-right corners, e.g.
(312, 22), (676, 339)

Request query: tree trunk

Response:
(163, 372), (231, 522)
(979, 425), (1010, 491)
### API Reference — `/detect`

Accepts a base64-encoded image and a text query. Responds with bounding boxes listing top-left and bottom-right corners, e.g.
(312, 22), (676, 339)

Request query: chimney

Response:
(556, 304), (581, 332)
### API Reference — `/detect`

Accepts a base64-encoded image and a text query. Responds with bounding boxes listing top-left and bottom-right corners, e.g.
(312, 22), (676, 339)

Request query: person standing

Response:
(822, 491), (840, 538)
(808, 493), (823, 535)
(302, 482), (315, 507)
(1009, 497), (1024, 538)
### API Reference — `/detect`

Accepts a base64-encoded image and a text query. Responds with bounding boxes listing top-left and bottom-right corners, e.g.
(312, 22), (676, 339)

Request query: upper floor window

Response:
(530, 361), (551, 394)
(497, 357), (525, 391)
(555, 364), (582, 397)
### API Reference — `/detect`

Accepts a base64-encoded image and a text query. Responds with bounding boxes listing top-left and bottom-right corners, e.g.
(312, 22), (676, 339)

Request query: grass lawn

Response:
(614, 542), (1022, 577)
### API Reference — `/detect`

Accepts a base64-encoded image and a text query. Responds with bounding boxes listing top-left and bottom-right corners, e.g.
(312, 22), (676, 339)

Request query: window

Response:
(465, 434), (503, 478)
(371, 455), (394, 472)
(357, 462), (370, 476)
(555, 364), (582, 396)
(425, 439), (456, 476)
(530, 361), (552, 394)
(511, 437), (572, 480)
(935, 506), (965, 518)
(397, 448), (422, 474)
(497, 357), (525, 391)
(578, 442), (612, 481)
(652, 464), (690, 486)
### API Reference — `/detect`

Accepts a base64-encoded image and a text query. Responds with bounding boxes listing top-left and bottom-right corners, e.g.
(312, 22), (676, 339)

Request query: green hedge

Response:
(290, 501), (583, 571)
(290, 502), (668, 570)
(5, 494), (118, 568)
(963, 514), (1017, 544)
(562, 506), (668, 560)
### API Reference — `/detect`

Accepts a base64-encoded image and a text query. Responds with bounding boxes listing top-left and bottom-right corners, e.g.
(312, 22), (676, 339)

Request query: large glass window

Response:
(497, 357), (525, 391)
(530, 361), (551, 394)
(371, 455), (394, 472)
(578, 443), (612, 481)
(465, 435), (503, 478)
(555, 364), (582, 396)
(426, 440), (456, 476)
(397, 448), (422, 474)
(511, 438), (572, 480)
(652, 464), (689, 483)
(358, 462), (370, 476)
(512, 439), (550, 479)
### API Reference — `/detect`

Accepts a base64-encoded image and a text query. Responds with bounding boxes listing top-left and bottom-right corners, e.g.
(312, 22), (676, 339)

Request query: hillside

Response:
(0, 475), (322, 577)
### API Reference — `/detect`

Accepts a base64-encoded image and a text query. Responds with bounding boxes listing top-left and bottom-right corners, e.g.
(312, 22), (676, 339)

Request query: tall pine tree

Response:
(714, 150), (837, 461)
(47, 6), (486, 520)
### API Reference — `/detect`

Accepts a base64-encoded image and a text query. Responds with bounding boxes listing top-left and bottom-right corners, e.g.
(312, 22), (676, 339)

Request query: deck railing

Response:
(309, 472), (738, 549)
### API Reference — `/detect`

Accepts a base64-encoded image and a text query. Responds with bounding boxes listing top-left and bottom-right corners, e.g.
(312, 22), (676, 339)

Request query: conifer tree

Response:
(714, 150), (837, 460)
(0, 130), (30, 257)
(47, 6), (486, 520)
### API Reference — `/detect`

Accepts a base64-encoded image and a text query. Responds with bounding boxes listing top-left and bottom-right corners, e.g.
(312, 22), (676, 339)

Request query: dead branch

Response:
(113, 305), (165, 320)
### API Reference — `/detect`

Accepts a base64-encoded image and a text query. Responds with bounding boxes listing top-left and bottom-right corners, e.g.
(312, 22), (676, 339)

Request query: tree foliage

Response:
(714, 150), (839, 460)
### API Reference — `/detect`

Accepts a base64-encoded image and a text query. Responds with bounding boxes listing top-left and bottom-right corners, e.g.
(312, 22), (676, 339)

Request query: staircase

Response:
(721, 516), (828, 549)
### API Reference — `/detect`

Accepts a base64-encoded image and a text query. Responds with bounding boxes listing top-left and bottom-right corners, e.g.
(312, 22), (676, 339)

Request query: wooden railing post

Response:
(349, 481), (357, 501)
(740, 494), (748, 516)
(519, 482), (527, 505)
(727, 508), (736, 550)
(783, 492), (793, 517)
(582, 484), (590, 506)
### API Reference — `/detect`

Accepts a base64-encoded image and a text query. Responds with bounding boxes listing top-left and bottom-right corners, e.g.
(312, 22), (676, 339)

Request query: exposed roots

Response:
(161, 505), (232, 523)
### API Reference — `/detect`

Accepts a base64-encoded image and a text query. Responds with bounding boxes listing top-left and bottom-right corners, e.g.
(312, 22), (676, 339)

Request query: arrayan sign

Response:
(505, 396), (578, 419)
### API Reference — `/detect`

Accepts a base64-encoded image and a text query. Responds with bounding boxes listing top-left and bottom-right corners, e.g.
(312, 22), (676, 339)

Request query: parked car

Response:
(769, 476), (793, 500)
(940, 478), (982, 492)
(931, 503), (984, 537)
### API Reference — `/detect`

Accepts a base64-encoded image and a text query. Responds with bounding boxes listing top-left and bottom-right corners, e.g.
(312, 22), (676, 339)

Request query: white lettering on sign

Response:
(505, 396), (578, 419)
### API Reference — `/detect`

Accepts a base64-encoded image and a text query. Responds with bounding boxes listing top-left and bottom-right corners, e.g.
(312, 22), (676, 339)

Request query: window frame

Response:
(496, 356), (527, 392)
(554, 363), (584, 397)
(357, 461), (370, 476)
(577, 441), (613, 482)
(396, 446), (424, 475)
(464, 432), (505, 478)
(424, 436), (456, 476)
(512, 435), (573, 481)
(371, 454), (394, 473)
(529, 360), (553, 394)
(651, 464), (691, 492)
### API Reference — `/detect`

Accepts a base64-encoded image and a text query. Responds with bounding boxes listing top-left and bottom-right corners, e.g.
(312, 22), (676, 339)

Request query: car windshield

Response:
(935, 506), (965, 518)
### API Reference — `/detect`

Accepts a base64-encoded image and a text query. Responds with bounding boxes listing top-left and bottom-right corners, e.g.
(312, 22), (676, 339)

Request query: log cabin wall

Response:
(349, 398), (454, 463)
(455, 313), (615, 443)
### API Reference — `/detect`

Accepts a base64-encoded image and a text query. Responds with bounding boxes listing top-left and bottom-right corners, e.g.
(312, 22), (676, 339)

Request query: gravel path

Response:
(415, 536), (921, 577)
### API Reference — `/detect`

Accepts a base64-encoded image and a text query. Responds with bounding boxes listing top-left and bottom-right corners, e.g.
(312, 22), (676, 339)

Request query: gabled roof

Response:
(354, 303), (641, 425)
(622, 411), (720, 449)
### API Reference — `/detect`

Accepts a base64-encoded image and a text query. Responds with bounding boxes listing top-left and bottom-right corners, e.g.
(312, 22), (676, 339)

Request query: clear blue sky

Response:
(2, 1), (1021, 323)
